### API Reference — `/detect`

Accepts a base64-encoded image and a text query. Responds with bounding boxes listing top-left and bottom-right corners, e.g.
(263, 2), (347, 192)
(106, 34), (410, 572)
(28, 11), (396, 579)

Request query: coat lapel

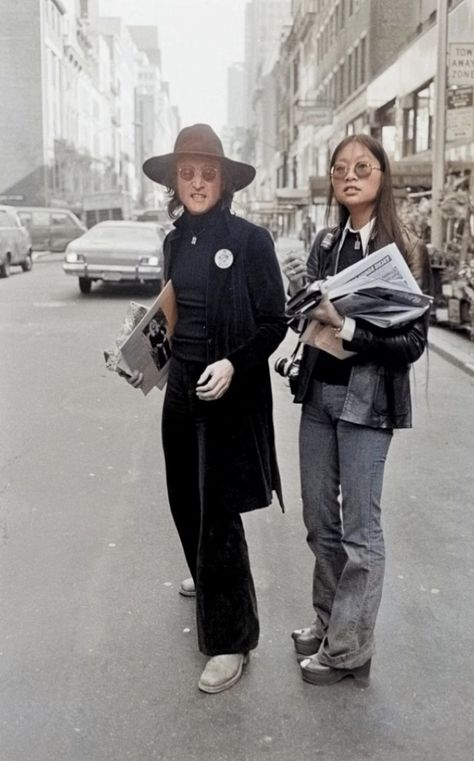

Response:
(205, 211), (244, 334)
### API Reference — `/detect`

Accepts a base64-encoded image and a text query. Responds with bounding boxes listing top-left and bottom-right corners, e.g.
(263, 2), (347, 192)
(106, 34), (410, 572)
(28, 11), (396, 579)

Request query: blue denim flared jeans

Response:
(299, 380), (392, 669)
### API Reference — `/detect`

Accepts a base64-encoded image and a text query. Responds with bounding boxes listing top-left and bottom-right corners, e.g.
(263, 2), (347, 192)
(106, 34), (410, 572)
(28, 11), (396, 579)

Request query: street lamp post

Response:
(431, 0), (449, 250)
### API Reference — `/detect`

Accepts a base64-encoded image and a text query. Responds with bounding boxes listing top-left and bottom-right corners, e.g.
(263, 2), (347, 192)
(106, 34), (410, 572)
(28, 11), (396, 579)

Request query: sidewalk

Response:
(428, 324), (474, 378)
(275, 237), (474, 379)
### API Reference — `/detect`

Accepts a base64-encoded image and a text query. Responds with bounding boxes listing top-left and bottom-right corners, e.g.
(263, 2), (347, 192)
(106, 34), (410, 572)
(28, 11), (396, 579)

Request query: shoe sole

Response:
(295, 650), (317, 662)
(301, 661), (371, 687)
(179, 588), (196, 598)
(293, 639), (322, 656)
(198, 654), (249, 694)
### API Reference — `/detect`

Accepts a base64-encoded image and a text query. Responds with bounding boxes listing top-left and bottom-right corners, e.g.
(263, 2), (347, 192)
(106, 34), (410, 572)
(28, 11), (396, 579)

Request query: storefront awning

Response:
(275, 188), (311, 206)
(391, 160), (433, 189)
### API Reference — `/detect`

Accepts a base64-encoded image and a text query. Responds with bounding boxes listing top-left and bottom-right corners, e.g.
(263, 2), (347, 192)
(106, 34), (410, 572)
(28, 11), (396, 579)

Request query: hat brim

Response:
(143, 152), (256, 192)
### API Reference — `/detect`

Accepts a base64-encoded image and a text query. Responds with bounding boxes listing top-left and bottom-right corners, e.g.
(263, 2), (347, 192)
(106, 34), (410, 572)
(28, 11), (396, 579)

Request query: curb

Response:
(428, 339), (474, 378)
(32, 251), (63, 261)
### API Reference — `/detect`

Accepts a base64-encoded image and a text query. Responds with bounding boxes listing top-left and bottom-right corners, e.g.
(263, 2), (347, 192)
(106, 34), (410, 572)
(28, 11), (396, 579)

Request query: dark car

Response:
(63, 220), (165, 294)
(0, 205), (33, 277)
(16, 207), (86, 252)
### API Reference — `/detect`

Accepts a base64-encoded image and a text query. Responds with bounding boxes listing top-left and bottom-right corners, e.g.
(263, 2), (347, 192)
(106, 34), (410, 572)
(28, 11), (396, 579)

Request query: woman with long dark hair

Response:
(283, 134), (432, 686)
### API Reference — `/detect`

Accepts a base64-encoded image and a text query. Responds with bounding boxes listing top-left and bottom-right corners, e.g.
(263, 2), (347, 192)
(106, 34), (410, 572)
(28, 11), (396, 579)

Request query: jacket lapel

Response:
(205, 211), (243, 333)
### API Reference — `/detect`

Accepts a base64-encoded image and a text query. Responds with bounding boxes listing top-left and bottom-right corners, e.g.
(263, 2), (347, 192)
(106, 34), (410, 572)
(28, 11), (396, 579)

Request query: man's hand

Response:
(126, 370), (144, 388)
(281, 251), (307, 283)
(282, 251), (307, 291)
(196, 359), (234, 401)
(309, 295), (344, 329)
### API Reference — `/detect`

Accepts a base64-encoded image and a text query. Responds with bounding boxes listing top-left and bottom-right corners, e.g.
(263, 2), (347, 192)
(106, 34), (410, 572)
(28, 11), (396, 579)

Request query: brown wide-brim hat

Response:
(142, 123), (256, 192)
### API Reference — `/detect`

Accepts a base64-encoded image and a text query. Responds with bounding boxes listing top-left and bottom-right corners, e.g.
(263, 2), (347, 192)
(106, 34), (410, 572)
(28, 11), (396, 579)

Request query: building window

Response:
(373, 100), (397, 156)
(330, 75), (335, 106)
(414, 82), (434, 152)
(348, 50), (353, 94)
(403, 102), (415, 155)
(293, 58), (299, 95)
(402, 81), (434, 156)
(347, 113), (366, 136)
(360, 37), (366, 85)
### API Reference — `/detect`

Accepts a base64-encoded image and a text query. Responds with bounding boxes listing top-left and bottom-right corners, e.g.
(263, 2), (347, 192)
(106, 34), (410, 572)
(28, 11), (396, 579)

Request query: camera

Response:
(274, 355), (301, 393)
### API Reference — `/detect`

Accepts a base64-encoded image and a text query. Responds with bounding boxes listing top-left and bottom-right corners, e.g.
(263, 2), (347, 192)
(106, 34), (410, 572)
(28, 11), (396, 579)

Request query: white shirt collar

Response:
(338, 217), (375, 256)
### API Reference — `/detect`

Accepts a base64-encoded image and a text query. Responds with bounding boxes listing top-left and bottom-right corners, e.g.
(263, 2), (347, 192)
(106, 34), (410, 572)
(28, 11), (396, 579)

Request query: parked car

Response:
(136, 208), (174, 234)
(0, 205), (33, 278)
(63, 220), (165, 294)
(82, 191), (134, 228)
(16, 207), (86, 252)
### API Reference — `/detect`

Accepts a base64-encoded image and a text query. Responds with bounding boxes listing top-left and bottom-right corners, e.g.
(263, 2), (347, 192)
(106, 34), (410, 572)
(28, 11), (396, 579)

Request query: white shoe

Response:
(198, 653), (248, 694)
(179, 577), (196, 597)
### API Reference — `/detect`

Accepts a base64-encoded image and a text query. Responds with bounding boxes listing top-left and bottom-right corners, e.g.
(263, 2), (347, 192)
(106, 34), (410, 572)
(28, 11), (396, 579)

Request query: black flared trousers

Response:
(161, 356), (259, 656)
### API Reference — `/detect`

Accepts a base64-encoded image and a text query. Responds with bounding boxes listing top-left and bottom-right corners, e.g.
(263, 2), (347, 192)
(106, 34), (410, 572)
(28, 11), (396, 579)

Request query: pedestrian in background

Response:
(300, 214), (316, 250)
(283, 134), (432, 686)
(130, 124), (287, 693)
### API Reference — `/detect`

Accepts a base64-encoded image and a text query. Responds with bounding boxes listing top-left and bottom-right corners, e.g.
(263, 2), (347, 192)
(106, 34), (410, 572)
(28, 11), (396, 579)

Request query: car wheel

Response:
(150, 279), (162, 292)
(0, 255), (11, 278)
(21, 252), (33, 272)
(79, 277), (92, 294)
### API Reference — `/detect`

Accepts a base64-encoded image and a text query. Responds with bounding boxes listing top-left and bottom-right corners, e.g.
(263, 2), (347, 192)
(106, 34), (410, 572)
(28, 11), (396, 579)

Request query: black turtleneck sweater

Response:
(169, 205), (222, 363)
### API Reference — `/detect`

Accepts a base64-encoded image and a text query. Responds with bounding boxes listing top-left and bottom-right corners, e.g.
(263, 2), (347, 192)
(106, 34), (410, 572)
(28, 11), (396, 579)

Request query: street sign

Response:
(448, 42), (474, 86)
(294, 102), (333, 126)
(447, 84), (474, 142)
(447, 86), (473, 108)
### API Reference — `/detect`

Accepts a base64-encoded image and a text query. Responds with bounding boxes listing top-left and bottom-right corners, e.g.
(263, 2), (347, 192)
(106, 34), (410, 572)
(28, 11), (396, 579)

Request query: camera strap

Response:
(288, 334), (304, 364)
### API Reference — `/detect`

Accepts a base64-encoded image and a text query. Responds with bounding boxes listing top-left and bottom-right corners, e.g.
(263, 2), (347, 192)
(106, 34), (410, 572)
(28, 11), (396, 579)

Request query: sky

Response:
(99, 0), (248, 132)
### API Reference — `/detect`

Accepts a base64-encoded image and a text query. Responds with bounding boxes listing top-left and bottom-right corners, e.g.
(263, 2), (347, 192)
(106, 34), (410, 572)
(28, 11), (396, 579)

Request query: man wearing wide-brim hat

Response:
(132, 124), (287, 693)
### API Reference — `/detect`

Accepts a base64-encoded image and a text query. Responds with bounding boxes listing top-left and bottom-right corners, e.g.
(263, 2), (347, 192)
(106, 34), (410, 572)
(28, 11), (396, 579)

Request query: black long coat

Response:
(163, 208), (287, 512)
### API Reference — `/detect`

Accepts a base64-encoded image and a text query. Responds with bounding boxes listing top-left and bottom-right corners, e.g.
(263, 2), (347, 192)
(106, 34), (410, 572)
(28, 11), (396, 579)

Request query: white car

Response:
(63, 220), (165, 294)
(0, 205), (33, 277)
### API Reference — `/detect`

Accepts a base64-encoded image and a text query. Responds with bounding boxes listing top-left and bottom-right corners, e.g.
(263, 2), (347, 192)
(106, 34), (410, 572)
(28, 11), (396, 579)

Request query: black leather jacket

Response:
(294, 225), (432, 429)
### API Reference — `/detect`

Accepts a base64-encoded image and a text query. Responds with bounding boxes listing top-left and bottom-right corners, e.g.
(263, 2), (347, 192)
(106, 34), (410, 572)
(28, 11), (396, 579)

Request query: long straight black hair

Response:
(326, 134), (406, 257)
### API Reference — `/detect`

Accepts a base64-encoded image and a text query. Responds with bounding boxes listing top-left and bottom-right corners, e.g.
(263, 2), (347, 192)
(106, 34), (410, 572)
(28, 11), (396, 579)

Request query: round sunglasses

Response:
(331, 161), (383, 180)
(178, 166), (219, 183)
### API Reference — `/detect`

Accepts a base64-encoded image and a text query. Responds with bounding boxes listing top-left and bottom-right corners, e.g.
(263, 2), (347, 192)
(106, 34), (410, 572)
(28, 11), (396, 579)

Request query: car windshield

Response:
(84, 226), (158, 242)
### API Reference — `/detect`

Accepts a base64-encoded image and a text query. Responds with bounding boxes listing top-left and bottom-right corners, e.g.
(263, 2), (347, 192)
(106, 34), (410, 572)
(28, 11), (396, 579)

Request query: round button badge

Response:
(214, 249), (234, 269)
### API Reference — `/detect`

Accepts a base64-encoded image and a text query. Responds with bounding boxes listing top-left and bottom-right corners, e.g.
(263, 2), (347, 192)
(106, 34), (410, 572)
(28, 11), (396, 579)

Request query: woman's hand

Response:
(196, 359), (234, 401)
(126, 370), (144, 388)
(309, 295), (344, 329)
(282, 252), (307, 290)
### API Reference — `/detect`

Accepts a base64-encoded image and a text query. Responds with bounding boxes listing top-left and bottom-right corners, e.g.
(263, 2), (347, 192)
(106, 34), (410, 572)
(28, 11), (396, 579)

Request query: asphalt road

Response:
(1, 256), (473, 761)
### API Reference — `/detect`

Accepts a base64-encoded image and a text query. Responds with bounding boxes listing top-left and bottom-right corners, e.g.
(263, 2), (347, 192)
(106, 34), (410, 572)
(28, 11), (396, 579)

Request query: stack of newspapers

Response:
(286, 243), (432, 329)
